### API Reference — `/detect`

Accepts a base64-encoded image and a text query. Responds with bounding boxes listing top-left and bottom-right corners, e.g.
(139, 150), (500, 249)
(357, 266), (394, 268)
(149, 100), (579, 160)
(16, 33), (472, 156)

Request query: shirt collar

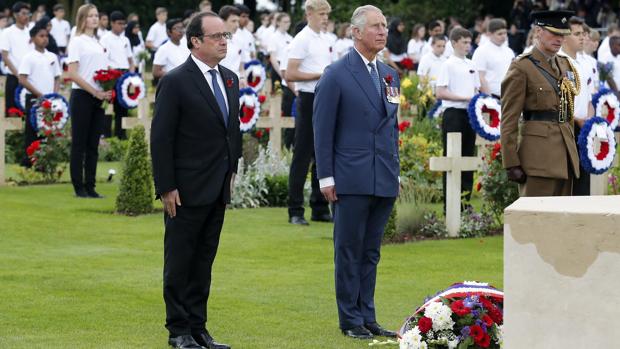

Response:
(353, 46), (377, 68)
(191, 54), (219, 75)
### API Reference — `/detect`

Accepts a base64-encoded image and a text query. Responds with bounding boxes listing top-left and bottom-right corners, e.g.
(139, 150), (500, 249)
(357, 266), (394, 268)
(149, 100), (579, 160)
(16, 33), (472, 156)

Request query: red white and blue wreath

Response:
(467, 93), (501, 141)
(428, 99), (444, 118)
(578, 117), (616, 174)
(29, 93), (70, 134)
(243, 60), (266, 93)
(14, 85), (29, 111)
(592, 88), (620, 130)
(115, 72), (146, 109)
(239, 87), (261, 132)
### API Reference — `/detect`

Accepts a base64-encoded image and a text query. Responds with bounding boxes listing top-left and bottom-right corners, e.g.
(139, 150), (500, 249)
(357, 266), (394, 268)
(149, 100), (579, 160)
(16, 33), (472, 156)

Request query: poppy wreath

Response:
(115, 72), (146, 109)
(14, 85), (29, 111)
(29, 93), (70, 135)
(592, 88), (620, 130)
(428, 99), (444, 119)
(577, 116), (616, 174)
(243, 60), (266, 93)
(467, 93), (501, 141)
(238, 87), (261, 132)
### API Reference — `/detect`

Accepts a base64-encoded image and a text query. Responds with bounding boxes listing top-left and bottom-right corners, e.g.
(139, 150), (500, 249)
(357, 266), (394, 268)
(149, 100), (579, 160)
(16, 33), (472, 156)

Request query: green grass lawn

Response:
(0, 164), (502, 349)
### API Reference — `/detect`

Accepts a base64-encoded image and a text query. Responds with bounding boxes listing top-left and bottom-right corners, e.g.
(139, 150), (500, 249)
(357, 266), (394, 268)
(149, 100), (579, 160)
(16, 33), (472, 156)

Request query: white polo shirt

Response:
(472, 41), (514, 96)
(18, 49), (61, 95)
(598, 36), (612, 63)
(417, 51), (446, 83)
(436, 55), (480, 109)
(100, 31), (133, 69)
(146, 21), (168, 49)
(220, 38), (243, 77)
(153, 40), (190, 74)
(267, 30), (293, 66)
(66, 34), (109, 91)
(0, 24), (33, 75)
(50, 17), (71, 47)
(233, 27), (256, 63)
(407, 38), (425, 62)
(422, 36), (453, 59)
(334, 37), (353, 58)
(577, 52), (598, 95)
(287, 25), (334, 93)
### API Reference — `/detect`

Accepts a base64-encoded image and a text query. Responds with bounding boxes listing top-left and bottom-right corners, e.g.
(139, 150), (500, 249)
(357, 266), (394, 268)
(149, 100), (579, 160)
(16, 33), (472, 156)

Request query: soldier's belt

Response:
(523, 111), (565, 123)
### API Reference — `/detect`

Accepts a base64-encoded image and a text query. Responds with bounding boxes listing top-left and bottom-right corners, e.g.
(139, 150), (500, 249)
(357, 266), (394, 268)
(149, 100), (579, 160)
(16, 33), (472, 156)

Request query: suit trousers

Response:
(163, 201), (226, 336)
(333, 194), (395, 330)
(281, 85), (295, 149)
(519, 174), (573, 196)
(442, 107), (476, 211)
(113, 95), (128, 139)
(21, 94), (39, 167)
(572, 123), (590, 195)
(287, 91), (329, 218)
(4, 74), (18, 115)
(69, 89), (104, 191)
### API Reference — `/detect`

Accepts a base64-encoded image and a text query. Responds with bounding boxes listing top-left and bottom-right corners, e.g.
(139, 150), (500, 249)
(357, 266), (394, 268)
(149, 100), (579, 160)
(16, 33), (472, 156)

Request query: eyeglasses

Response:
(202, 32), (232, 41)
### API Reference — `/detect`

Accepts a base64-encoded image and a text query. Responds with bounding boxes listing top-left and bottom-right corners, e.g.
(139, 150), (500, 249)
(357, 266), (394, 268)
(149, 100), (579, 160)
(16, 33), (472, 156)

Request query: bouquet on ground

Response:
(93, 69), (123, 107)
(399, 282), (504, 349)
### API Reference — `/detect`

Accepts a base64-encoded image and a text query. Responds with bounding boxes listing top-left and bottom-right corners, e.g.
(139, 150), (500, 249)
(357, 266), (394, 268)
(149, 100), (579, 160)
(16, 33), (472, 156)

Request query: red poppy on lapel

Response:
(384, 74), (393, 86)
(226, 77), (234, 88)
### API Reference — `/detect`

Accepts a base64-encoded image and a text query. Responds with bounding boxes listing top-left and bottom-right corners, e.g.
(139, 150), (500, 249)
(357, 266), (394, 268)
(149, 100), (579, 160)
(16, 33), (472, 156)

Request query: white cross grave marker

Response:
(122, 95), (154, 144)
(430, 132), (483, 236)
(256, 93), (294, 156)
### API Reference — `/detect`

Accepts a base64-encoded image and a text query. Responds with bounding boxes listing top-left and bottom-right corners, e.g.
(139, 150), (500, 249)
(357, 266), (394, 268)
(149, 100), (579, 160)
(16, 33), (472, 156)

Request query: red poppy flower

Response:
(226, 78), (234, 88)
(469, 325), (484, 342)
(450, 299), (471, 316)
(475, 333), (491, 348)
(258, 95), (267, 103)
(417, 317), (433, 333)
(482, 314), (494, 327)
(384, 74), (393, 85)
(41, 100), (52, 109)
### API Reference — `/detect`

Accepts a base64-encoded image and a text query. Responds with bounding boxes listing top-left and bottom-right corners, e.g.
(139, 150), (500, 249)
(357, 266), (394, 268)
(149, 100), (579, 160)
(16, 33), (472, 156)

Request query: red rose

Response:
(490, 142), (501, 160)
(482, 314), (494, 327)
(476, 182), (482, 192)
(26, 140), (41, 157)
(450, 300), (471, 316)
(384, 74), (393, 85)
(44, 130), (52, 137)
(398, 121), (411, 132)
(255, 130), (263, 138)
(417, 317), (433, 333)
(7, 107), (24, 118)
(41, 100), (52, 109)
(258, 95), (267, 103)
(401, 57), (414, 70)
(469, 325), (484, 342)
(489, 307), (503, 324)
(475, 333), (491, 348)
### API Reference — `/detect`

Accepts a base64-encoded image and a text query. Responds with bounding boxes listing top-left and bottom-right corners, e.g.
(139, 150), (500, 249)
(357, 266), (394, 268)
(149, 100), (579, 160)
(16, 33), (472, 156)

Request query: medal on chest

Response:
(384, 74), (400, 104)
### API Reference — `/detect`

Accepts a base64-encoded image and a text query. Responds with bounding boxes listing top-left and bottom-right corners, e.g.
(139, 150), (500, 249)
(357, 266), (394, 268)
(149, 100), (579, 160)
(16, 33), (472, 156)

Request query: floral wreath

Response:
(243, 60), (266, 93)
(14, 85), (29, 111)
(577, 117), (616, 174)
(428, 99), (444, 119)
(29, 93), (70, 134)
(467, 93), (501, 141)
(115, 72), (146, 109)
(239, 87), (261, 132)
(592, 88), (620, 130)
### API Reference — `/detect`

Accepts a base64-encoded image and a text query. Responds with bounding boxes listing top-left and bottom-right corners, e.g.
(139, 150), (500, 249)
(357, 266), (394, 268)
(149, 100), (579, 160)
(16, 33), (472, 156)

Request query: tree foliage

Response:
(115, 126), (154, 215)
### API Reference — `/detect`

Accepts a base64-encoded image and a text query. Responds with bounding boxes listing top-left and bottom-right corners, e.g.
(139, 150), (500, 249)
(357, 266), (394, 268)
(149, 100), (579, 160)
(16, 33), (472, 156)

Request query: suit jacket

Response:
(151, 56), (242, 206)
(313, 49), (400, 197)
(500, 47), (580, 180)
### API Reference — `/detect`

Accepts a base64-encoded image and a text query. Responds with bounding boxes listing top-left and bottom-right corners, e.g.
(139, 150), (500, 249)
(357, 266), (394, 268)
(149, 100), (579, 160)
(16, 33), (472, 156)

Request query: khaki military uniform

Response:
(500, 47), (580, 196)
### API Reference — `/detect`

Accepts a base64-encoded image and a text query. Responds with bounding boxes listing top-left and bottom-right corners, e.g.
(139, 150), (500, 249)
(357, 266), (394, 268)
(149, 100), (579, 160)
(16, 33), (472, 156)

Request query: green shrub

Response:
(6, 130), (24, 164)
(478, 143), (519, 226)
(115, 126), (153, 215)
(459, 207), (497, 238)
(399, 132), (443, 203)
(419, 212), (448, 238)
(383, 204), (398, 242)
(99, 137), (129, 161)
(264, 174), (288, 207)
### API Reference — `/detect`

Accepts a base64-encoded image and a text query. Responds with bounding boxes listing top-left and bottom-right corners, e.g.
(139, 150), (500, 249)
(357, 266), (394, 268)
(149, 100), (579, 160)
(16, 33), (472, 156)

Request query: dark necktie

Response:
(368, 62), (382, 97)
(208, 69), (228, 127)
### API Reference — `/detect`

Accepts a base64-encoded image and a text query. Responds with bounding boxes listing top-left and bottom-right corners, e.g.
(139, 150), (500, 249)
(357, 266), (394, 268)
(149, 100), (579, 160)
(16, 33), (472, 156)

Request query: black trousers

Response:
(21, 94), (39, 167)
(281, 85), (295, 149)
(163, 201), (226, 336)
(69, 89), (104, 191)
(573, 123), (590, 195)
(442, 107), (476, 210)
(5, 74), (18, 114)
(287, 91), (329, 218)
(113, 95), (128, 139)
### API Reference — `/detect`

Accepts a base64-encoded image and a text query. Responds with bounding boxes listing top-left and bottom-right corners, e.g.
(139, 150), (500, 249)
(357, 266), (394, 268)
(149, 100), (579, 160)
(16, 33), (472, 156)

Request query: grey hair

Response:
(350, 5), (382, 31)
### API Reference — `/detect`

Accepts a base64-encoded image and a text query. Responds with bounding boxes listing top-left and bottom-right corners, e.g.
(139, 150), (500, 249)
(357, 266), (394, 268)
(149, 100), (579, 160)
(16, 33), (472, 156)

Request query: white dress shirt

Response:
(190, 54), (229, 112)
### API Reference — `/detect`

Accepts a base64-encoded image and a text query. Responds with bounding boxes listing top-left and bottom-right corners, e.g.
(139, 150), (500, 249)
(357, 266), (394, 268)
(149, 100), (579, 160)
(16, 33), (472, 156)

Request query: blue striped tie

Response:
(368, 62), (382, 97)
(209, 69), (228, 127)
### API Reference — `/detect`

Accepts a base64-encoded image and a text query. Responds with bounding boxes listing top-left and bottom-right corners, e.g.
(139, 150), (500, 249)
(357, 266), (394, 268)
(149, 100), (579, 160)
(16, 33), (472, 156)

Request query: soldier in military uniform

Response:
(501, 10), (581, 196)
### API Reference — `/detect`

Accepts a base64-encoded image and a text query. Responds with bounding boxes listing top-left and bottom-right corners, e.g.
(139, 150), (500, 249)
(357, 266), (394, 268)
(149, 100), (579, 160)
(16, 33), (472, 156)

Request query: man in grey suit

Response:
(313, 5), (400, 340)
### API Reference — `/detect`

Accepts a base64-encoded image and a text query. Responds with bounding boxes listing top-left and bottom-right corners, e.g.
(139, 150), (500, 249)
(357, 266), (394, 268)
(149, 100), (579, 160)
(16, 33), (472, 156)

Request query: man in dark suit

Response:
(151, 12), (241, 349)
(313, 5), (400, 341)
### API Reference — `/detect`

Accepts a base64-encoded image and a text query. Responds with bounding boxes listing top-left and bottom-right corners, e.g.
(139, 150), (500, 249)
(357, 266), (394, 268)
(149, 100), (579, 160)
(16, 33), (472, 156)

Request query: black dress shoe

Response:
(192, 332), (231, 349)
(342, 326), (373, 339)
(86, 189), (104, 198)
(311, 213), (333, 222)
(289, 216), (309, 225)
(168, 335), (205, 349)
(364, 322), (397, 337)
(74, 188), (89, 198)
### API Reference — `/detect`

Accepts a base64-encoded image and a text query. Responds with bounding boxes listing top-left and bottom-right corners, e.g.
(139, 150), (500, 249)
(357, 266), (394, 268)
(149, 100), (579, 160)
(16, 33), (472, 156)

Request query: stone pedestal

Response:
(504, 196), (620, 348)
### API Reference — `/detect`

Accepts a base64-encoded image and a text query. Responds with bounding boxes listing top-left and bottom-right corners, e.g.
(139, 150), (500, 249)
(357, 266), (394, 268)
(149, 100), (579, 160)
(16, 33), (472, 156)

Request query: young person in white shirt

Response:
(0, 2), (33, 118)
(421, 20), (453, 59)
(66, 4), (113, 199)
(152, 18), (190, 79)
(125, 20), (147, 74)
(581, 25), (600, 94)
(101, 11), (135, 139)
(255, 12), (272, 59)
(233, 4), (256, 63)
(472, 18), (515, 98)
(268, 13), (293, 89)
(50, 4), (70, 55)
(334, 22), (353, 58)
(146, 7), (168, 53)
(417, 35), (446, 90)
(407, 23), (426, 65)
(597, 24), (620, 63)
(18, 24), (61, 167)
(285, 0), (334, 225)
(97, 12), (109, 38)
(560, 17), (595, 196)
(219, 6), (245, 79)
(436, 27), (480, 210)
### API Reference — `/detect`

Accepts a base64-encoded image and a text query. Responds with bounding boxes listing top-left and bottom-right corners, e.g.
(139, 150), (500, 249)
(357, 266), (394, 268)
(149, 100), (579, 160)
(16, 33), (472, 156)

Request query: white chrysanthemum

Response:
(399, 327), (428, 349)
(496, 324), (504, 347)
(447, 339), (459, 349)
(424, 302), (455, 331)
